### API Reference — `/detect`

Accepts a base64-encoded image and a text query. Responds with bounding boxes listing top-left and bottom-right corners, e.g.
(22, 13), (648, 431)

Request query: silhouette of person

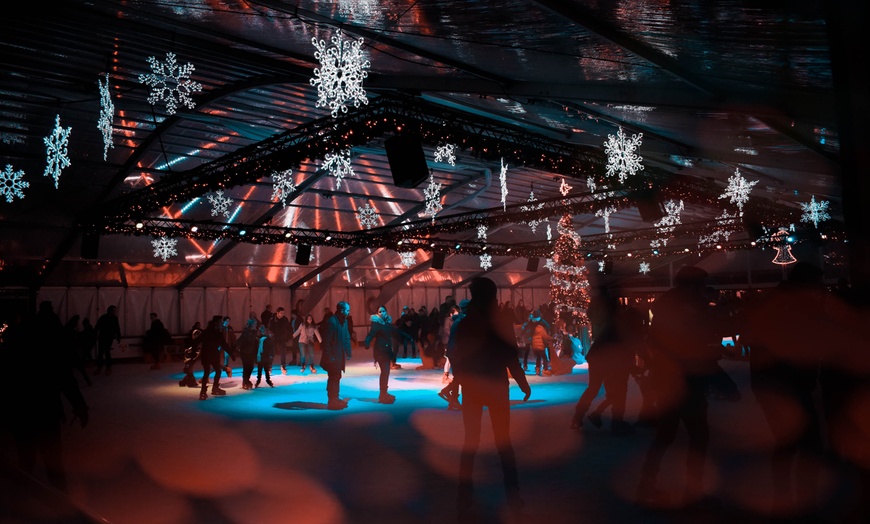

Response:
(94, 305), (121, 375)
(452, 277), (531, 520)
(236, 318), (259, 390)
(144, 312), (169, 370)
(197, 315), (228, 400)
(321, 301), (352, 410)
(636, 266), (724, 506)
(6, 302), (89, 492)
(364, 306), (412, 404)
(255, 324), (275, 388)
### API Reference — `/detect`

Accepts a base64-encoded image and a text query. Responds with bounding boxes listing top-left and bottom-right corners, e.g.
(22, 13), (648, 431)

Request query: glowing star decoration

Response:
(800, 195), (831, 228)
(151, 237), (178, 261)
(357, 202), (379, 229)
(399, 251), (416, 268)
(639, 261), (651, 274)
(650, 199), (684, 247)
(603, 127), (644, 184)
(595, 206), (617, 234)
(559, 178), (573, 197)
(546, 223), (552, 241)
(138, 52), (202, 115)
(207, 190), (233, 218)
(598, 261), (606, 273)
(97, 73), (114, 161)
(322, 149), (355, 190)
(771, 228), (797, 265)
(434, 143), (456, 166)
(1, 164), (29, 203)
(479, 253), (492, 270)
(310, 30), (370, 118)
(43, 115), (71, 189)
(718, 167), (758, 214)
(499, 158), (509, 211)
(477, 224), (487, 241)
(520, 190), (544, 232)
(424, 173), (443, 221)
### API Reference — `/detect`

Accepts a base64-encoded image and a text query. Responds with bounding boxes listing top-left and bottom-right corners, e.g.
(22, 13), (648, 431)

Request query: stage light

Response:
(135, 222), (143, 229)
(191, 226), (198, 233)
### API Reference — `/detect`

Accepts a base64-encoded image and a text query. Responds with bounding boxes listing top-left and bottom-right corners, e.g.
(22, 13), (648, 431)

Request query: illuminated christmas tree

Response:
(546, 214), (590, 324)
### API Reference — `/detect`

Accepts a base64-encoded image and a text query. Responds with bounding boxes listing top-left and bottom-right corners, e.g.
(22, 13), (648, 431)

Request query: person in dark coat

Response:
(94, 305), (121, 375)
(635, 266), (725, 506)
(144, 312), (170, 370)
(452, 277), (531, 520)
(236, 318), (259, 390)
(270, 307), (293, 373)
(198, 315), (228, 400)
(364, 306), (413, 404)
(178, 326), (202, 388)
(255, 324), (275, 388)
(320, 301), (352, 410)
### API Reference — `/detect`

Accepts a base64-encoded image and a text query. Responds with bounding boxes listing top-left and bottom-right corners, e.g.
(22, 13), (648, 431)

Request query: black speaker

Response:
(431, 251), (446, 270)
(81, 233), (99, 260)
(635, 190), (664, 222)
(295, 245), (312, 265)
(384, 135), (429, 188)
(526, 257), (539, 272)
(603, 260), (613, 275)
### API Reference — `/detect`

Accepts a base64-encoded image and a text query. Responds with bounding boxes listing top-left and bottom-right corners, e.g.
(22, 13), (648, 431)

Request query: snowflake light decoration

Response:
(424, 173), (443, 220)
(598, 261), (606, 273)
(479, 253), (492, 271)
(546, 223), (552, 241)
(595, 206), (617, 234)
(770, 229), (797, 265)
(310, 31), (370, 118)
(399, 251), (416, 268)
(151, 237), (178, 262)
(271, 169), (296, 207)
(477, 224), (487, 241)
(520, 190), (544, 232)
(357, 202), (379, 229)
(322, 149), (355, 190)
(603, 127), (644, 184)
(43, 115), (71, 189)
(800, 195), (830, 228)
(97, 73), (114, 161)
(207, 190), (233, 218)
(639, 261), (651, 274)
(650, 199), (684, 247)
(434, 143), (456, 166)
(718, 167), (758, 214)
(699, 210), (738, 246)
(499, 158), (509, 211)
(138, 52), (202, 115)
(559, 178), (573, 197)
(1, 165), (29, 203)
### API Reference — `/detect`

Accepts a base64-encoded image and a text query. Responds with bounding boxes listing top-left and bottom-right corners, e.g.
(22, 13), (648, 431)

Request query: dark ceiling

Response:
(0, 0), (851, 291)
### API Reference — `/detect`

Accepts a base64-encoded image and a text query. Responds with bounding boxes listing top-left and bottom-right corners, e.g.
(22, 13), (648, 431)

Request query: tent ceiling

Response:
(0, 0), (844, 290)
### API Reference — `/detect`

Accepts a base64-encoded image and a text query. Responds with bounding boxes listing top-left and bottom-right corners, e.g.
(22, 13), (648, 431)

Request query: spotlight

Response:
(325, 235), (332, 241)
(285, 232), (292, 238)
(786, 235), (796, 244)
(239, 230), (246, 236)
(191, 226), (199, 233)
(455, 243), (461, 249)
(652, 249), (659, 255)
(135, 222), (144, 229)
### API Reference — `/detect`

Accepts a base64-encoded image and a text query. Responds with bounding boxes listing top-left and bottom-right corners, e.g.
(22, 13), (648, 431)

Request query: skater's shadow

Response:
(274, 401), (330, 410)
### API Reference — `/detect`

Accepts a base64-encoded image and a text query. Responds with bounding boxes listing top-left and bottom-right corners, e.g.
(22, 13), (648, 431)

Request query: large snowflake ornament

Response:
(151, 237), (178, 262)
(357, 202), (379, 229)
(271, 169), (296, 207)
(800, 195), (830, 228)
(650, 199), (684, 247)
(310, 30), (370, 118)
(639, 261), (651, 274)
(434, 143), (457, 166)
(97, 73), (114, 161)
(520, 190), (545, 232)
(138, 52), (202, 115)
(479, 253), (492, 270)
(603, 127), (644, 184)
(1, 165), (29, 203)
(207, 190), (234, 218)
(43, 115), (71, 189)
(323, 149), (355, 190)
(399, 251), (416, 268)
(598, 260), (606, 273)
(718, 167), (758, 214)
(699, 210), (738, 246)
(498, 158), (509, 210)
(424, 173), (443, 220)
(477, 224), (487, 241)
